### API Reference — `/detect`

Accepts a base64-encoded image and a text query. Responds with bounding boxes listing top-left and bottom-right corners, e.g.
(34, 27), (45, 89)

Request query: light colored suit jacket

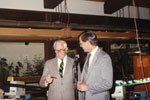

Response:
(81, 48), (113, 100)
(40, 56), (81, 100)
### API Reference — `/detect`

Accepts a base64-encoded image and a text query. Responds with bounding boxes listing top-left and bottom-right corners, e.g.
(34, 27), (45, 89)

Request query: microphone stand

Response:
(73, 55), (79, 100)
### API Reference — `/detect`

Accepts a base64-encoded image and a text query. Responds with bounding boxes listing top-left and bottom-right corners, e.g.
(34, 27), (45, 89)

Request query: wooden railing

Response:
(14, 76), (41, 83)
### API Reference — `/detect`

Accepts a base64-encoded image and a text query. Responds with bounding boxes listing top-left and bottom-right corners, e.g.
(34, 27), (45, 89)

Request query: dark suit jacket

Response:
(40, 56), (81, 100)
(81, 48), (113, 100)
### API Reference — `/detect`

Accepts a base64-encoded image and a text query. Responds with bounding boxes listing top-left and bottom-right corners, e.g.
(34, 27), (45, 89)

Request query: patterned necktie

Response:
(59, 59), (64, 78)
(85, 53), (91, 73)
(87, 53), (91, 68)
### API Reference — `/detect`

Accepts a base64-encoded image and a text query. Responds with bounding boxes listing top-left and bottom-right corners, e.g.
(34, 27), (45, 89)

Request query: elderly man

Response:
(40, 40), (81, 100)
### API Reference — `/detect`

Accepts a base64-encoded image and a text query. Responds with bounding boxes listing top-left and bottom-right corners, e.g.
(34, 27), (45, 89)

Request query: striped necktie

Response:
(59, 59), (64, 78)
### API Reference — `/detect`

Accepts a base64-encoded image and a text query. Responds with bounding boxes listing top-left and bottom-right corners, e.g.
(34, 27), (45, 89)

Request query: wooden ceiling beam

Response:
(0, 27), (150, 42)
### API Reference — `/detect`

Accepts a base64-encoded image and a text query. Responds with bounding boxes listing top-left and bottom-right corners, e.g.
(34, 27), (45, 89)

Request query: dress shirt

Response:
(89, 46), (99, 68)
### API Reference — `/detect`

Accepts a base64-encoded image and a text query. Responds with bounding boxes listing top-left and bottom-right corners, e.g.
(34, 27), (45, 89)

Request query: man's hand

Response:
(45, 74), (54, 84)
(77, 81), (88, 92)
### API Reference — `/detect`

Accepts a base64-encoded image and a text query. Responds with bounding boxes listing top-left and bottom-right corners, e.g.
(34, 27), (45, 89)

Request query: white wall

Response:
(0, 42), (44, 64)
(0, 42), (44, 76)
(0, 0), (149, 19)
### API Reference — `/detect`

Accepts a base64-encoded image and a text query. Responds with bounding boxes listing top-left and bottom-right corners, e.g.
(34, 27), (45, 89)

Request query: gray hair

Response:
(53, 40), (68, 49)
(78, 31), (98, 46)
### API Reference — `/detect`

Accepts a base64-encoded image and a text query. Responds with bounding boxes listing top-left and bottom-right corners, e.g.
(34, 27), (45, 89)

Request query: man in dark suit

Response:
(40, 40), (81, 100)
(77, 31), (113, 100)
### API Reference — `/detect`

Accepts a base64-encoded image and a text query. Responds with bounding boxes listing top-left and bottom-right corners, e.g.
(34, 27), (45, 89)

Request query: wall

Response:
(0, 0), (149, 19)
(0, 42), (44, 76)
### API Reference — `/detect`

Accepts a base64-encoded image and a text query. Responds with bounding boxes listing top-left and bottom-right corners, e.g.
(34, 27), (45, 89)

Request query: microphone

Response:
(73, 54), (79, 68)
(73, 55), (79, 100)
(74, 54), (79, 61)
(73, 54), (79, 70)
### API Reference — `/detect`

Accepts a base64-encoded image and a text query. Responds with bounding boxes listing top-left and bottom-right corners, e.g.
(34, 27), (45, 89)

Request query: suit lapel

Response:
(81, 54), (89, 82)
(81, 49), (102, 82)
(63, 56), (71, 78)
(86, 48), (104, 82)
(81, 53), (94, 83)
(52, 58), (60, 78)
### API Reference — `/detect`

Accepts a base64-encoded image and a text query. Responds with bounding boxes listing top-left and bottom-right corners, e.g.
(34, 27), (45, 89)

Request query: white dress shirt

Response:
(89, 46), (99, 68)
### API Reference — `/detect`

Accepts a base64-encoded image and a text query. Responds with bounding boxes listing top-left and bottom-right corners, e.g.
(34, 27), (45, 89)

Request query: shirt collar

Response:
(57, 55), (67, 61)
(90, 46), (98, 56)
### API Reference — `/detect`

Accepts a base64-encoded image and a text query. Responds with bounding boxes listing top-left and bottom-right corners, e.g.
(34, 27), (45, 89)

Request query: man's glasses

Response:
(54, 49), (66, 52)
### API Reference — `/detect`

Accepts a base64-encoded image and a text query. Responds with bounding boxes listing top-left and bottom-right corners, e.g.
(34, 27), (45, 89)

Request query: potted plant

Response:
(0, 57), (9, 84)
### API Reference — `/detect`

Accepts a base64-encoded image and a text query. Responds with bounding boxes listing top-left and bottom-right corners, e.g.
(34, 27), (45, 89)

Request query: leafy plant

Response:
(0, 57), (9, 82)
(9, 62), (23, 77)
(23, 55), (44, 76)
(0, 55), (44, 78)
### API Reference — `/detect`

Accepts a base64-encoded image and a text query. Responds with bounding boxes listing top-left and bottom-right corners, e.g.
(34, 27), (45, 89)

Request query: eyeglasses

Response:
(54, 49), (66, 52)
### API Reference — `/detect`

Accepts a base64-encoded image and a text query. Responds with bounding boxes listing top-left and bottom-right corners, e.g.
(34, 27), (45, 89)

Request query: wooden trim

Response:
(0, 27), (150, 41)
(86, 0), (104, 2)
(14, 76), (41, 83)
